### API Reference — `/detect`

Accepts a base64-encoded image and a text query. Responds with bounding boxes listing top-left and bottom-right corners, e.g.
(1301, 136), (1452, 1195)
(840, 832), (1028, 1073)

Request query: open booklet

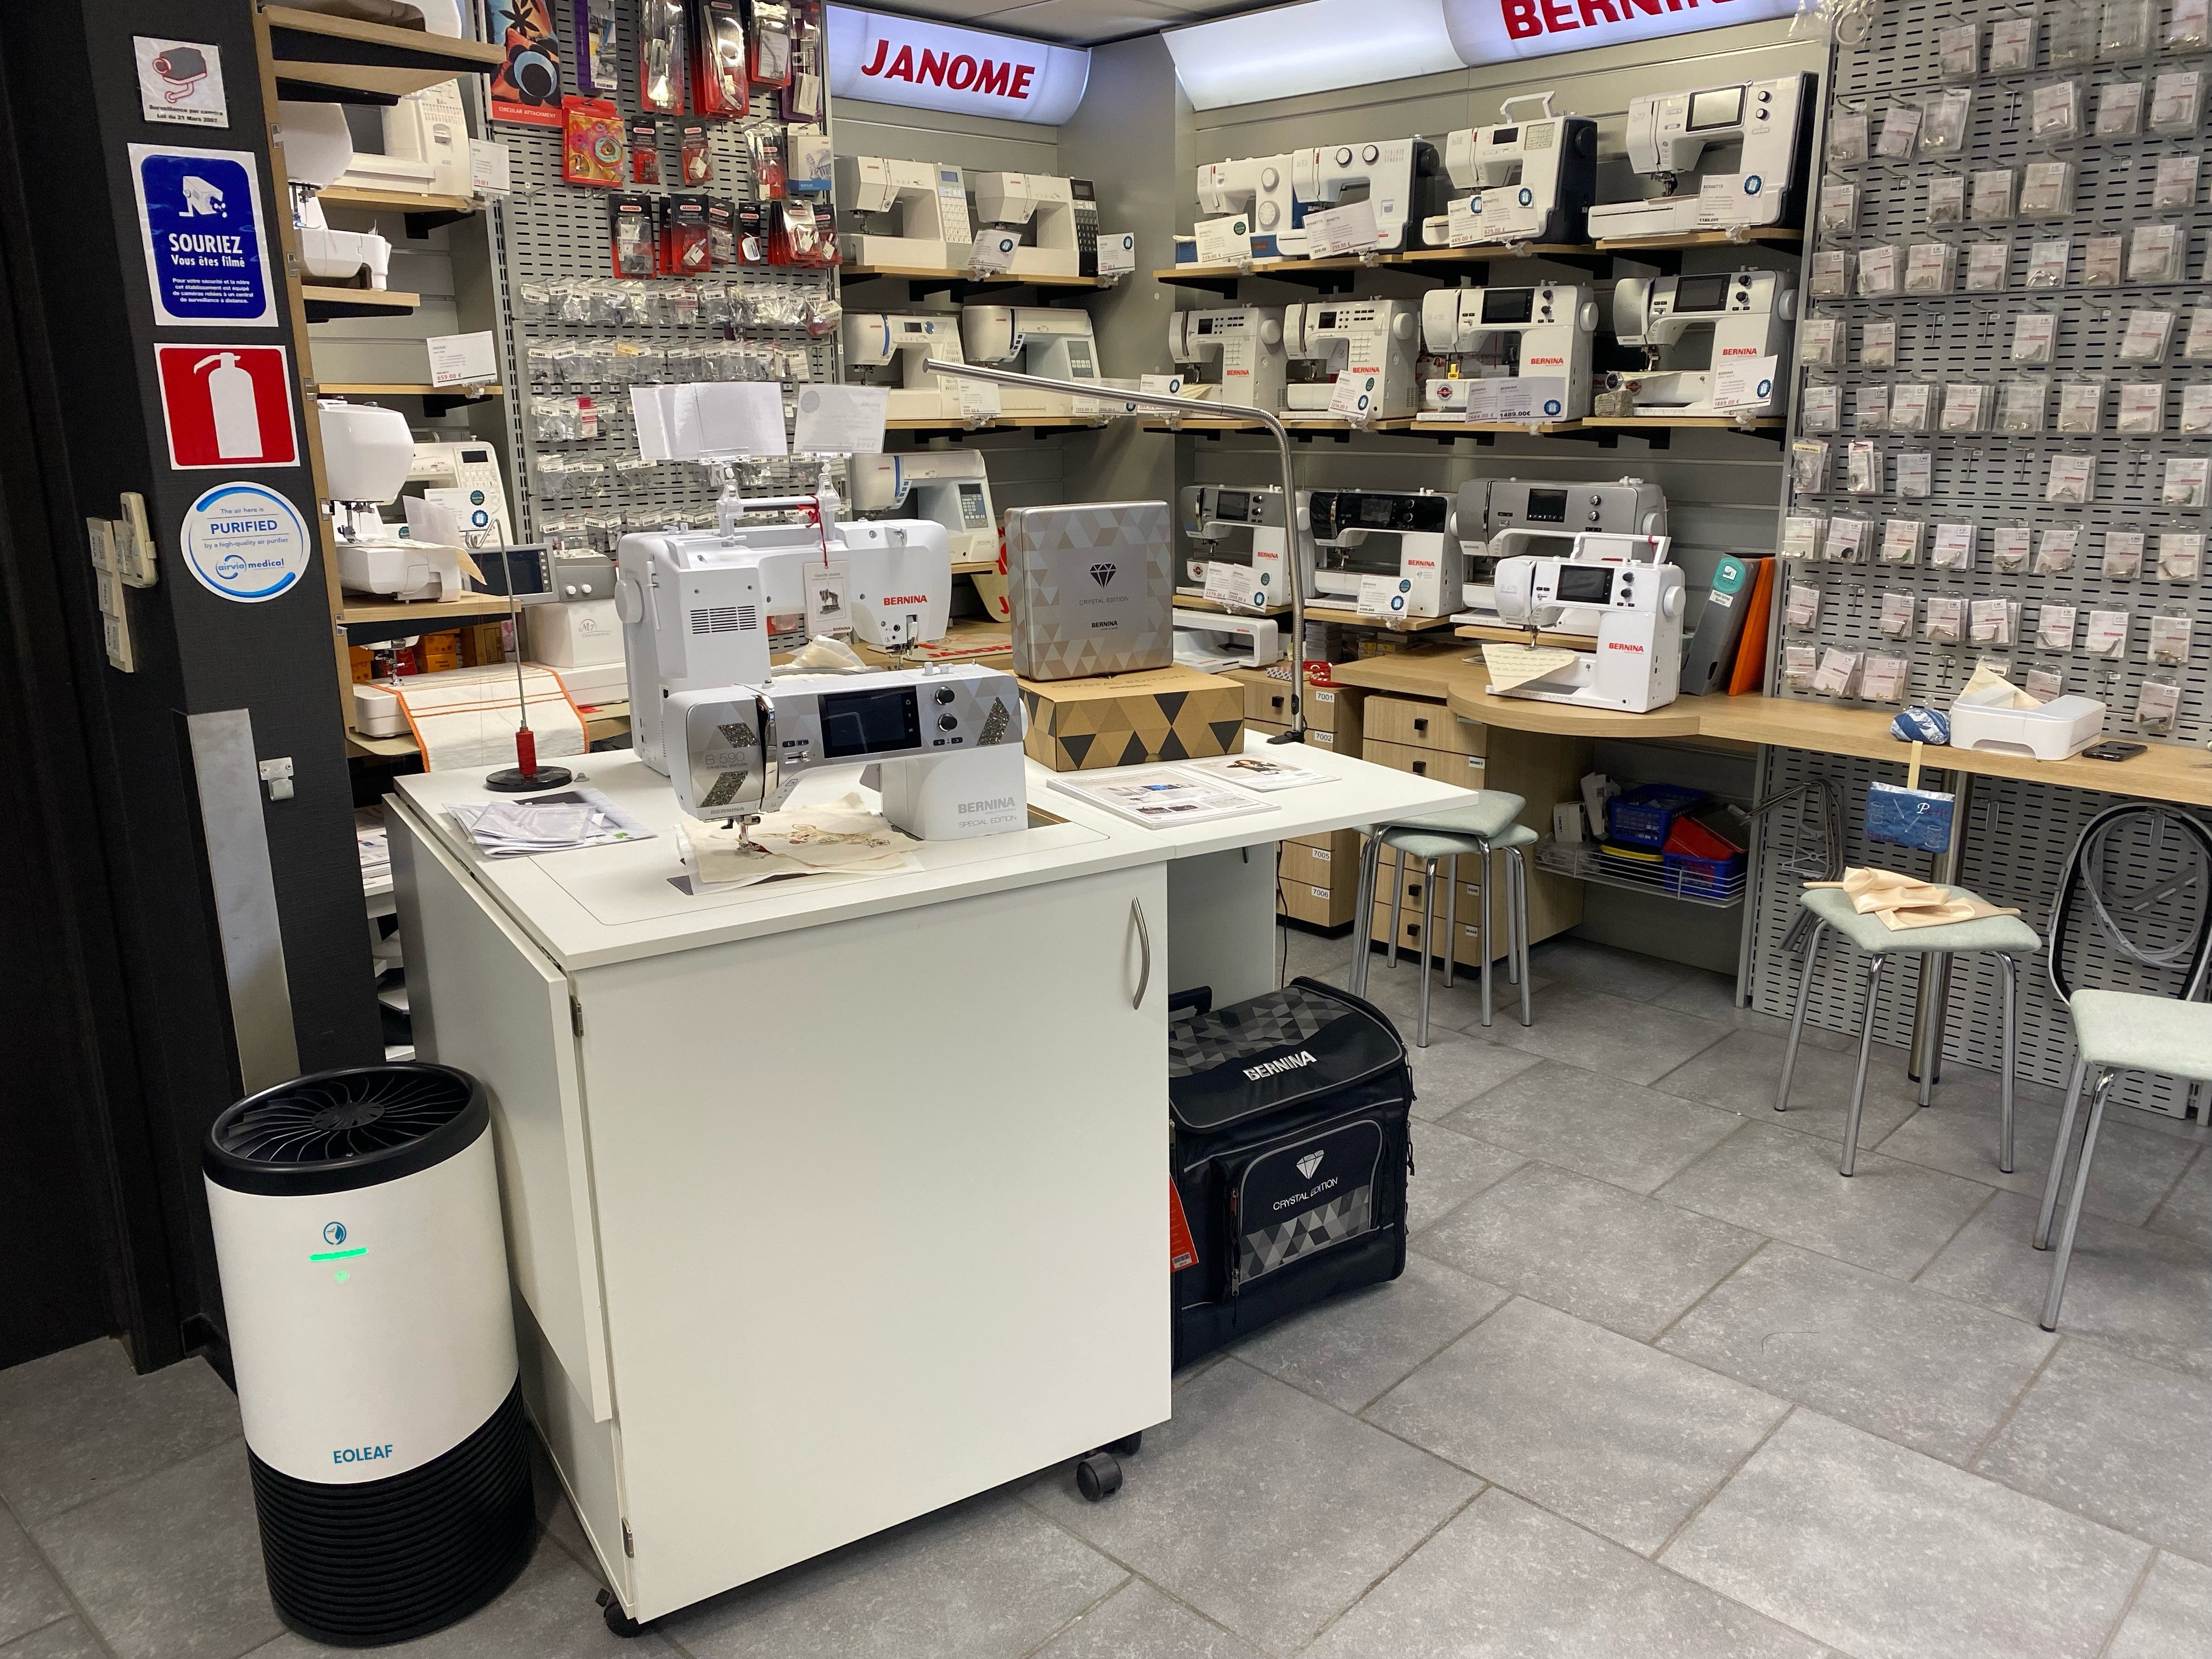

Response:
(1173, 752), (1334, 793)
(1047, 767), (1281, 829)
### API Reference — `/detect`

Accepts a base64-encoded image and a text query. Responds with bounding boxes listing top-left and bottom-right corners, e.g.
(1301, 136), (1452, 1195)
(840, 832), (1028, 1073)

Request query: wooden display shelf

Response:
(349, 701), (630, 761)
(1592, 226), (1803, 253)
(1453, 621), (1612, 652)
(263, 6), (504, 102)
(314, 185), (479, 234)
(842, 263), (1106, 286)
(336, 595), (520, 629)
(1299, 605), (1456, 632)
(1582, 416), (1785, 431)
(950, 557), (999, 575)
(1410, 417), (1587, 436)
(302, 285), (420, 321)
(1140, 414), (1417, 434)
(1389, 244), (1594, 267)
(1172, 594), (1293, 616)
(317, 381), (503, 399)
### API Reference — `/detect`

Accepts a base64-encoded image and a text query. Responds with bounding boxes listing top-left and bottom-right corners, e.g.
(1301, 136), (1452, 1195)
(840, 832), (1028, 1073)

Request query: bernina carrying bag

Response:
(1169, 978), (1414, 1368)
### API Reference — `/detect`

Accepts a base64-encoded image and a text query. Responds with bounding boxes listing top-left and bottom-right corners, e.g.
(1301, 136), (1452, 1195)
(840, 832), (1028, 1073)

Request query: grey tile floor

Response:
(4, 936), (2209, 1659)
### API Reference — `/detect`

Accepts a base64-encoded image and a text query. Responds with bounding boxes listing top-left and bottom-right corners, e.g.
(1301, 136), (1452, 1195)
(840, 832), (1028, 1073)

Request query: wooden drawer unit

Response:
(1363, 695), (1485, 758)
(1363, 740), (1487, 792)
(1280, 877), (1356, 928)
(1279, 835), (1361, 890)
(1226, 670), (1344, 733)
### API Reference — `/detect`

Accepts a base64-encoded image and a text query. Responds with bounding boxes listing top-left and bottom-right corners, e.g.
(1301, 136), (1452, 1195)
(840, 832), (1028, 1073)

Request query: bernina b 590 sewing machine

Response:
(1586, 75), (1814, 240)
(1453, 477), (1668, 623)
(1284, 300), (1419, 417)
(1306, 490), (1455, 618)
(1418, 283), (1598, 423)
(1492, 536), (1685, 713)
(665, 665), (1027, 839)
(1178, 483), (1312, 608)
(1168, 307), (1286, 409)
(1601, 270), (1796, 419)
(1422, 95), (1597, 248)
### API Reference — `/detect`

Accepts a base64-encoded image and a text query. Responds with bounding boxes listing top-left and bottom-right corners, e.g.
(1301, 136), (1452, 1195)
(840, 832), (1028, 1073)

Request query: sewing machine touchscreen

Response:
(1360, 497), (1395, 526)
(1481, 289), (1534, 325)
(820, 687), (922, 758)
(1690, 87), (1744, 129)
(1525, 489), (1567, 524)
(1674, 274), (1730, 313)
(1217, 490), (1249, 519)
(1556, 566), (1613, 603)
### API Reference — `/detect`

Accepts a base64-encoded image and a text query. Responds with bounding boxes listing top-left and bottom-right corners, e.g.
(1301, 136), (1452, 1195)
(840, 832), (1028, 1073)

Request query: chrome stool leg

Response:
(1509, 847), (1532, 1028)
(1349, 832), (1382, 997)
(1840, 954), (1890, 1178)
(1386, 844), (1408, 971)
(1996, 952), (2020, 1175)
(1476, 837), (1494, 1029)
(1916, 951), (1949, 1109)
(2042, 1070), (2117, 1331)
(2035, 1058), (2092, 1250)
(1776, 921), (1828, 1115)
(1417, 856), (1439, 1047)
(1443, 854), (1459, 990)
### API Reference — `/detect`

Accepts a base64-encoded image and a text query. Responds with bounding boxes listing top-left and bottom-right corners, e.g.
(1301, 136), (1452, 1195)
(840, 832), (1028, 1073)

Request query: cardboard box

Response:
(1018, 663), (1243, 771)
(1279, 878), (1356, 928)
(855, 619), (1013, 670)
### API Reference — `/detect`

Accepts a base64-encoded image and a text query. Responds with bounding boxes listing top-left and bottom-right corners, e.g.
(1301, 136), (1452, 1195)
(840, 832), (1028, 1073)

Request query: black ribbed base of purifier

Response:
(249, 1380), (534, 1647)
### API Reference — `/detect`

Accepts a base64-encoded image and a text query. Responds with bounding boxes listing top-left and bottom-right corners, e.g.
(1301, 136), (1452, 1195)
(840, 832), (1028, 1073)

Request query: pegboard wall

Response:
(1748, 1), (2212, 1104)
(484, 0), (839, 546)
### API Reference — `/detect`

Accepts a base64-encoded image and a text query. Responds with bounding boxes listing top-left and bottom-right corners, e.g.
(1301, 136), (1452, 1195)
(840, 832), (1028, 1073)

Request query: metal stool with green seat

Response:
(1348, 793), (1533, 1046)
(1775, 884), (2040, 1179)
(2033, 803), (2212, 1332)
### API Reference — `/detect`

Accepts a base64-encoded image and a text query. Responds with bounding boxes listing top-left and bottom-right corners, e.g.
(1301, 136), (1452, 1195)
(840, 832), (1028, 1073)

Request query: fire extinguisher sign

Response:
(154, 343), (299, 470)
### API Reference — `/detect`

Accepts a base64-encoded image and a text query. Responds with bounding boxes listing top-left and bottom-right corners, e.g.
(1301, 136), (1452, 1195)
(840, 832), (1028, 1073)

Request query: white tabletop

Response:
(389, 735), (1468, 972)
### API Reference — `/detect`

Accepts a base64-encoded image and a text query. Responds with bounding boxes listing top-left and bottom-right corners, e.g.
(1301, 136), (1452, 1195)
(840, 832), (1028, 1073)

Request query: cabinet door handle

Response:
(1412, 759), (1427, 775)
(1413, 717), (1429, 732)
(1131, 896), (1152, 1010)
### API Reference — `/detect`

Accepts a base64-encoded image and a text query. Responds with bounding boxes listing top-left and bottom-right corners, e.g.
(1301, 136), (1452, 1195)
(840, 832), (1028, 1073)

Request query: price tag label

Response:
(1204, 560), (1267, 609)
(1446, 197), (1481, 246)
(969, 230), (1018, 273)
(1712, 355), (1777, 412)
(1303, 198), (1378, 257)
(1695, 173), (1749, 228)
(956, 376), (1001, 420)
(1095, 232), (1136, 276)
(1328, 370), (1381, 419)
(1356, 572), (1409, 620)
(1192, 213), (1251, 264)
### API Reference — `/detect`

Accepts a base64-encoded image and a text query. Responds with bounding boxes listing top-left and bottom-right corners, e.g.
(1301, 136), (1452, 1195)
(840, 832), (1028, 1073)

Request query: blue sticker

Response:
(1745, 175), (1764, 196)
(179, 482), (309, 603)
(129, 144), (274, 327)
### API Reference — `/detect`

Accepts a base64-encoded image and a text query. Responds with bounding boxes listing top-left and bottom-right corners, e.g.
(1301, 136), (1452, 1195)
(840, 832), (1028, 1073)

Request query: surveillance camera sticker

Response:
(134, 37), (228, 127)
(128, 144), (274, 327)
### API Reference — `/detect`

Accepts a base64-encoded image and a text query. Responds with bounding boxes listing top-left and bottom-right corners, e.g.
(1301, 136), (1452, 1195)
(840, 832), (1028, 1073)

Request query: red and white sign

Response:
(1441, 0), (1797, 66)
(826, 7), (1088, 126)
(154, 343), (298, 470)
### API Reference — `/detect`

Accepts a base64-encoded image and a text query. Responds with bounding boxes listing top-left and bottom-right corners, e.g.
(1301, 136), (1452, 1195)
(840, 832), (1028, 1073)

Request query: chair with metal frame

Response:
(1774, 881), (2041, 1180)
(1347, 795), (1533, 1046)
(2033, 801), (2212, 1332)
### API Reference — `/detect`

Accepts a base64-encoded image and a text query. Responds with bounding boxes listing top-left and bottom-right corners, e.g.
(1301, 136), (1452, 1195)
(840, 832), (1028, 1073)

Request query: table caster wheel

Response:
(598, 1588), (646, 1638)
(1075, 1451), (1122, 1502)
(1108, 1431), (1142, 1457)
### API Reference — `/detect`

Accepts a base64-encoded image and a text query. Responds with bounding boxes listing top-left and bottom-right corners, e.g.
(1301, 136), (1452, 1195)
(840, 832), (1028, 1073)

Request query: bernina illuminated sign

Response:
(1441, 0), (1798, 65)
(826, 7), (1090, 126)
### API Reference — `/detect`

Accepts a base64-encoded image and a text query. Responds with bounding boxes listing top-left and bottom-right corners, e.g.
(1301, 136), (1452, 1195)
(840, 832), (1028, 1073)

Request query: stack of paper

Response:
(447, 788), (652, 858)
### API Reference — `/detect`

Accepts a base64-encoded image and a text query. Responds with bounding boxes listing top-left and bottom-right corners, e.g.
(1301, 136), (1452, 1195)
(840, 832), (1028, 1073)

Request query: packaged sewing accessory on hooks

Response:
(1989, 14), (2038, 72)
(693, 0), (750, 117)
(748, 127), (787, 200)
(751, 0), (794, 86)
(561, 97), (623, 188)
(609, 193), (656, 277)
(628, 119), (663, 184)
(680, 121), (712, 184)
(577, 0), (617, 95)
(661, 194), (712, 276)
(641, 0), (683, 112)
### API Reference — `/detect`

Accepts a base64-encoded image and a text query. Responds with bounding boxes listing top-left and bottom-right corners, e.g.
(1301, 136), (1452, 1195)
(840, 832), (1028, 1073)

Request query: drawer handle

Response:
(1413, 717), (1429, 732)
(1412, 760), (1427, 775)
(1131, 897), (1152, 1011)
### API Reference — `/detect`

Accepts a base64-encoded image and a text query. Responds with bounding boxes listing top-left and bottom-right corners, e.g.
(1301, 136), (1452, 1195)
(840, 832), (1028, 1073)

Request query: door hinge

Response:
(571, 996), (584, 1036)
(622, 1518), (634, 1557)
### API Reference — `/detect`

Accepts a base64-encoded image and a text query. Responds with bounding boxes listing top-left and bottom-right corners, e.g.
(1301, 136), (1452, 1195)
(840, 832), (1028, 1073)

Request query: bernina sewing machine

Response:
(664, 665), (1027, 840)
(835, 155), (973, 267)
(1177, 483), (1311, 608)
(1290, 139), (1435, 253)
(970, 172), (1086, 277)
(958, 306), (1102, 416)
(1417, 283), (1598, 424)
(1600, 271), (1796, 419)
(1585, 75), (1814, 240)
(840, 313), (968, 420)
(1195, 154), (1303, 258)
(617, 491), (953, 774)
(1453, 477), (1668, 623)
(1284, 300), (1419, 417)
(1490, 536), (1685, 713)
(1420, 95), (1598, 247)
(1168, 307), (1287, 409)
(849, 450), (996, 564)
(1306, 490), (1456, 618)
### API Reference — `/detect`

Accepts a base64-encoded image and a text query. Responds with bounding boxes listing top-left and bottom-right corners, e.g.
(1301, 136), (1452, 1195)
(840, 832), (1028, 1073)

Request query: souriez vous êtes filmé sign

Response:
(1442, 0), (1798, 65)
(826, 7), (1090, 125)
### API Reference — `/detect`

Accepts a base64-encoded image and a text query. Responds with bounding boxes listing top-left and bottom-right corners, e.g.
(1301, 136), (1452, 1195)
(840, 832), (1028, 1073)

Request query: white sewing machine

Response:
(1289, 139), (1434, 253)
(319, 400), (468, 603)
(849, 450), (996, 563)
(958, 306), (1102, 416)
(334, 79), (469, 198)
(836, 156), (973, 267)
(1306, 490), (1455, 618)
(1491, 538), (1685, 713)
(1602, 271), (1795, 419)
(1421, 95), (1598, 247)
(1195, 154), (1303, 259)
(840, 312), (968, 420)
(1417, 283), (1598, 423)
(276, 102), (392, 290)
(1168, 307), (1286, 409)
(970, 172), (1084, 277)
(664, 665), (1027, 839)
(1172, 610), (1282, 669)
(408, 438), (514, 548)
(1284, 300), (1419, 417)
(1586, 75), (1814, 240)
(1453, 477), (1667, 624)
(617, 505), (953, 775)
(1177, 483), (1311, 608)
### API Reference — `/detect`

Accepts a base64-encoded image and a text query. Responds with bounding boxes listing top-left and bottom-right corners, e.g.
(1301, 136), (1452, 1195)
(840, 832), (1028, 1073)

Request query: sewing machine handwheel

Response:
(1075, 1452), (1123, 1502)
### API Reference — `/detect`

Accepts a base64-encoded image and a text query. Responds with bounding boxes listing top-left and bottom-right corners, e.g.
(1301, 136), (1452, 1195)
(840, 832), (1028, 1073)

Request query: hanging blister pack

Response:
(2047, 454), (2097, 503)
(2100, 0), (2154, 58)
(1970, 168), (2015, 223)
(1965, 240), (2012, 292)
(1853, 383), (1890, 432)
(2116, 380), (2166, 433)
(1895, 450), (1934, 498)
(1782, 514), (1827, 560)
(2001, 375), (2049, 432)
(2182, 383), (2212, 433)
(2153, 155), (2200, 213)
(1939, 24), (1980, 77)
(1970, 597), (2017, 646)
(1813, 648), (1862, 698)
(1861, 654), (1911, 704)
(1879, 590), (1917, 639)
(2136, 677), (2183, 737)
(2085, 609), (2131, 659)
(2159, 533), (2204, 582)
(1787, 582), (1822, 630)
(1880, 518), (1925, 565)
(1829, 109), (1870, 168)
(1860, 319), (1898, 368)
(1846, 439), (1882, 494)
(1891, 382), (1934, 433)
(1923, 88), (1974, 155)
(2151, 70), (2208, 134)
(1993, 526), (2034, 573)
(2030, 80), (2085, 144)
(1989, 17), (2038, 72)
(641, 0), (684, 112)
(1924, 594), (1967, 644)
(2081, 233), (2124, 285)
(1809, 250), (1852, 299)
(2040, 603), (2080, 650)
(1799, 316), (1844, 368)
(1941, 382), (1991, 433)
(2094, 80), (2144, 138)
(1931, 522), (1977, 572)
(1907, 240), (1957, 294)
(2149, 612), (2196, 663)
(751, 0), (795, 86)
(2102, 528), (2145, 578)
(1782, 644), (1819, 691)
(2165, 456), (2210, 506)
(1824, 516), (1870, 563)
(1876, 102), (1923, 160)
(2057, 380), (2105, 433)
(2119, 308), (2178, 366)
(2037, 524), (2083, 574)
(1802, 383), (1841, 432)
(1792, 439), (1831, 494)
(2025, 237), (2073, 288)
(1927, 175), (1967, 228)
(2185, 309), (2212, 362)
(2128, 224), (2184, 285)
(1819, 179), (1859, 236)
(2011, 311), (2059, 366)
(2170, 0), (2210, 50)
(1858, 245), (1901, 297)
(693, 0), (750, 118)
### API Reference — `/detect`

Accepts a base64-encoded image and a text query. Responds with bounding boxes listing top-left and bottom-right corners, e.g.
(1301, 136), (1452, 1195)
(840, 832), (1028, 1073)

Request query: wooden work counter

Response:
(1330, 647), (2212, 809)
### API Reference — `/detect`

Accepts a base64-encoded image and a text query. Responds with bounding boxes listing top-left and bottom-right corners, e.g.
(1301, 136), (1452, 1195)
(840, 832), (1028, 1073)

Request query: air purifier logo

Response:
(322, 1222), (347, 1246)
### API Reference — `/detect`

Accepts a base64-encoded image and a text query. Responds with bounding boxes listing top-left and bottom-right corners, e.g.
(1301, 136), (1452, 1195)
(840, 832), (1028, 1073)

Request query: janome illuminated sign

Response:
(1441, 0), (1799, 65)
(826, 7), (1089, 126)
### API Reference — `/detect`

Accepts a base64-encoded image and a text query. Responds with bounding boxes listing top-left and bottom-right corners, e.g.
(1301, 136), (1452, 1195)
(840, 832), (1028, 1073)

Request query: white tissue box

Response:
(1947, 695), (2106, 760)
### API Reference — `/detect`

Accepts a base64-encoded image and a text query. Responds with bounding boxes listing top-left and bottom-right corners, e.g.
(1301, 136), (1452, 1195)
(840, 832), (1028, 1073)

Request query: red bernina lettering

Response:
(1502, 0), (1543, 36)
(1540, 0), (1577, 29)
(1579, 0), (1622, 19)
